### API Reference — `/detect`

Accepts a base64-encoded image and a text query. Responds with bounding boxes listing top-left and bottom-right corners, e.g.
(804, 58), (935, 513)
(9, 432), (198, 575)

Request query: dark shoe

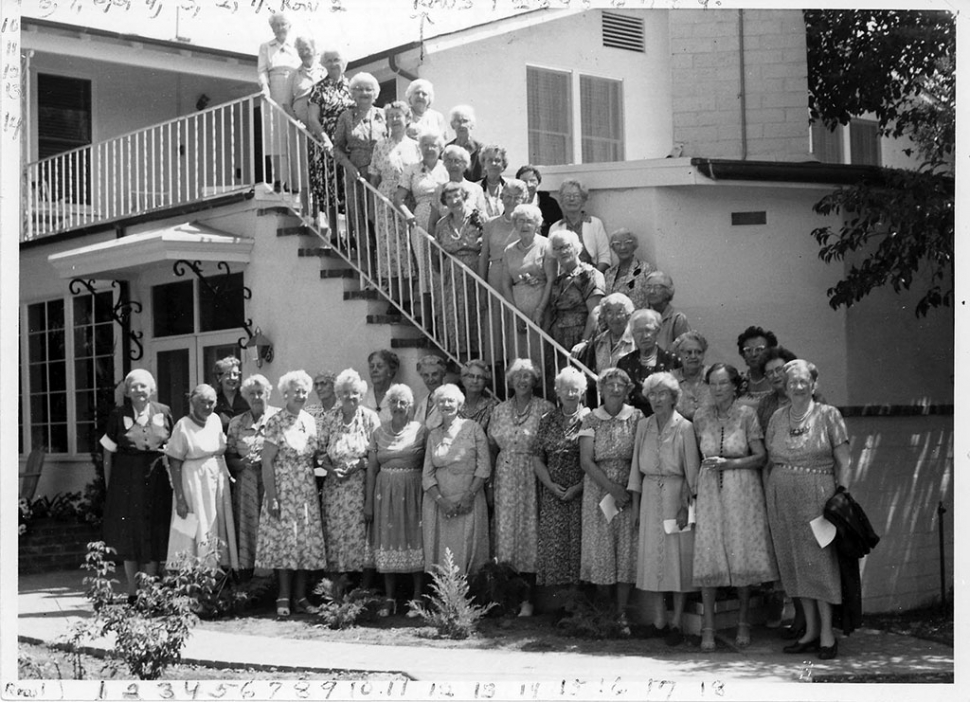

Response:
(817, 640), (838, 660)
(664, 626), (685, 647)
(642, 624), (668, 639)
(273, 180), (282, 193)
(781, 624), (806, 640)
(783, 638), (820, 654)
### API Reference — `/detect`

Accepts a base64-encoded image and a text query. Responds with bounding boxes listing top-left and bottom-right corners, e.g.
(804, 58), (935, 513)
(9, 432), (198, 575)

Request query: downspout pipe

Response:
(388, 53), (419, 83)
(692, 157), (886, 186)
(738, 10), (747, 160)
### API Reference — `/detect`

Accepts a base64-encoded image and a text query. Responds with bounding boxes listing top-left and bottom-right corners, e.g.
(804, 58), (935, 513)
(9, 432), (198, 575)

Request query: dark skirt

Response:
(102, 450), (172, 562)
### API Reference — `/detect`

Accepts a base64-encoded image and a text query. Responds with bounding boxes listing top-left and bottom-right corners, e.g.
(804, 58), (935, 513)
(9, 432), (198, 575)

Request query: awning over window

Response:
(48, 222), (254, 279)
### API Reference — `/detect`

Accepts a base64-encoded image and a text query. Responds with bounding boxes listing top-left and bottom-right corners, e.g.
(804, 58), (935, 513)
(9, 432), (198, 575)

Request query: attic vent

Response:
(602, 12), (645, 53)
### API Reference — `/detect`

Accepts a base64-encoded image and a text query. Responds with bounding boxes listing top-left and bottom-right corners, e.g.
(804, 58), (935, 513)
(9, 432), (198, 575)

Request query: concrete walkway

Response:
(19, 569), (954, 689)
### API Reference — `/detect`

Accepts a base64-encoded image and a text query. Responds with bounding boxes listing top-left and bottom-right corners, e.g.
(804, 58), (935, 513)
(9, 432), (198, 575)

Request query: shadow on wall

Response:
(846, 414), (953, 613)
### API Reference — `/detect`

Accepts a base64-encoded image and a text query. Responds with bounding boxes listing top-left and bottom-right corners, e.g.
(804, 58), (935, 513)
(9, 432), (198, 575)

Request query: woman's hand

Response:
(569, 340), (588, 359)
(702, 456), (728, 472)
(175, 495), (190, 519)
(675, 504), (689, 531)
(516, 319), (528, 334)
(439, 496), (460, 518)
(610, 483), (631, 510)
(363, 500), (374, 522)
(546, 481), (567, 501)
(563, 483), (583, 502)
(457, 491), (476, 514)
(345, 164), (360, 180)
(268, 496), (281, 519)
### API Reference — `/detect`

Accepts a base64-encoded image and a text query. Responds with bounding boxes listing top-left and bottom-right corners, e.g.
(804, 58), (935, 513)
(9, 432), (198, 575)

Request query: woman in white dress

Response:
(165, 384), (238, 570)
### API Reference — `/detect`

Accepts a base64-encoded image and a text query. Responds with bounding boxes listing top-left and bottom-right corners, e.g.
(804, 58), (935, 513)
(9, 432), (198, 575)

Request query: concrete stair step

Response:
(319, 268), (357, 279)
(391, 337), (433, 349)
(344, 289), (381, 301)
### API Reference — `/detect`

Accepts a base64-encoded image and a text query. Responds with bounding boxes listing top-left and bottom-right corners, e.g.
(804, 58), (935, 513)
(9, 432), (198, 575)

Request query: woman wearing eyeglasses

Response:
(735, 325), (779, 410)
(644, 271), (690, 351)
(458, 360), (499, 433)
(670, 331), (712, 421)
(691, 363), (777, 652)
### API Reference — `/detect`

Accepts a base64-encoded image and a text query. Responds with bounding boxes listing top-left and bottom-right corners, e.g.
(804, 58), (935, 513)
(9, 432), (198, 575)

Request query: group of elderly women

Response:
(100, 331), (850, 659)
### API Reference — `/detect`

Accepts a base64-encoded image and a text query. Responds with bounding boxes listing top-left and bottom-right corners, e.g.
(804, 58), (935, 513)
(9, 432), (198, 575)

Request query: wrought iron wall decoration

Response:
(68, 278), (144, 364)
(171, 259), (258, 350)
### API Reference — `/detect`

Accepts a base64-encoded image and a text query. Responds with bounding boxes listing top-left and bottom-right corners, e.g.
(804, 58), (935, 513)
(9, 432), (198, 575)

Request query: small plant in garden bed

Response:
(555, 590), (626, 640)
(408, 549), (495, 640)
(310, 575), (382, 629)
(469, 559), (529, 617)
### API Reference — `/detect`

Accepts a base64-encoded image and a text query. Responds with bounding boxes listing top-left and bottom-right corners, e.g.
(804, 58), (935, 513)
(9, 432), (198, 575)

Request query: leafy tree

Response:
(804, 10), (955, 315)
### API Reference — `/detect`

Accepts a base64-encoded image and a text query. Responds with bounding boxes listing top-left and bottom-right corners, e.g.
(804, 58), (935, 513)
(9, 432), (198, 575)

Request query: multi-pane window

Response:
(810, 122), (843, 164)
(199, 273), (245, 333)
(153, 280), (195, 337)
(27, 300), (68, 453)
(849, 120), (881, 166)
(527, 67), (573, 166)
(527, 67), (625, 166)
(580, 75), (624, 163)
(73, 292), (116, 454)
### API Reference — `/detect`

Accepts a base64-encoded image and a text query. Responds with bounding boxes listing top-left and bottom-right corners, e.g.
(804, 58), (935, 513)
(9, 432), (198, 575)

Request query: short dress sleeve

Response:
(742, 405), (764, 443)
(99, 405), (124, 453)
(823, 405), (849, 448)
(627, 417), (649, 493)
(164, 419), (189, 461)
(471, 421), (492, 480)
(263, 411), (285, 448)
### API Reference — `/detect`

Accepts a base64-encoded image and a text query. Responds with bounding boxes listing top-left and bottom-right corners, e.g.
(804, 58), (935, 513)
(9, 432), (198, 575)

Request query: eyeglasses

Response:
(742, 346), (767, 356)
(463, 374), (487, 382)
(680, 349), (704, 357)
(764, 366), (787, 377)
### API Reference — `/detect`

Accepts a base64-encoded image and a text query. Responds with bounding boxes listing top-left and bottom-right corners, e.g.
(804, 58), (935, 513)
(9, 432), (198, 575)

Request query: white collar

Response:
(592, 404), (636, 421)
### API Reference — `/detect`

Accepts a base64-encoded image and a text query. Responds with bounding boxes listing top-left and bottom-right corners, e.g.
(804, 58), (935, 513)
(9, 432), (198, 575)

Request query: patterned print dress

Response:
(225, 406), (280, 570)
(370, 135), (421, 280)
(308, 75), (354, 213)
(434, 210), (485, 355)
(692, 402), (778, 587)
(318, 406), (382, 572)
(488, 397), (555, 573)
(549, 262), (605, 351)
(254, 409), (327, 570)
(535, 407), (589, 586)
(578, 405), (643, 585)
(370, 421), (428, 573)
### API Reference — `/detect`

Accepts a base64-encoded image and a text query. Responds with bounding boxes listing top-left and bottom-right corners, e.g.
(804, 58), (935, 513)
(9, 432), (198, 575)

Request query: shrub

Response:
(65, 541), (198, 680)
(555, 590), (624, 639)
(469, 559), (529, 617)
(164, 548), (250, 620)
(311, 575), (381, 629)
(408, 549), (495, 639)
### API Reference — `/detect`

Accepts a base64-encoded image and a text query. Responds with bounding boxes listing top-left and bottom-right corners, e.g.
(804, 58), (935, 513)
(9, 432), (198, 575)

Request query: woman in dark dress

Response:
(100, 369), (173, 603)
(534, 367), (589, 595)
(213, 356), (249, 434)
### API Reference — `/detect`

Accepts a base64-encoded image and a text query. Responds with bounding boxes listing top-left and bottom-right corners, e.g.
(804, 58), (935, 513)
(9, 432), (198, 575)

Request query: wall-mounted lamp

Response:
(245, 327), (274, 367)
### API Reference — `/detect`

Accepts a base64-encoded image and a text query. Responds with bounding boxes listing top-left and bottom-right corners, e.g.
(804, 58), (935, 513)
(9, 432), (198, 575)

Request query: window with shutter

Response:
(527, 66), (572, 166)
(810, 121), (843, 164)
(580, 75), (624, 163)
(37, 74), (92, 203)
(849, 120), (881, 166)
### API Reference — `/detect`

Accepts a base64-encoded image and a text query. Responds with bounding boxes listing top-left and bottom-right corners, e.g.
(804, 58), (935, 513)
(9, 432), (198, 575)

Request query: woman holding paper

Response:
(255, 371), (327, 617)
(578, 367), (643, 635)
(691, 363), (777, 652)
(166, 384), (238, 571)
(628, 372), (700, 646)
(765, 360), (849, 660)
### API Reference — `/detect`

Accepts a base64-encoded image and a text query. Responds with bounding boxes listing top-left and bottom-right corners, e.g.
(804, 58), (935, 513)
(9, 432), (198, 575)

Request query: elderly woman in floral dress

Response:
(578, 368), (644, 634)
(370, 101), (421, 297)
(488, 359), (555, 616)
(318, 369), (382, 582)
(255, 371), (327, 617)
(333, 72), (387, 245)
(582, 293), (635, 373)
(548, 229), (605, 353)
(225, 374), (280, 579)
(433, 181), (486, 357)
(422, 384), (492, 576)
(364, 383), (427, 616)
(692, 363), (778, 652)
(307, 47), (354, 230)
(534, 367), (589, 596)
(603, 229), (653, 310)
(644, 272), (690, 351)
